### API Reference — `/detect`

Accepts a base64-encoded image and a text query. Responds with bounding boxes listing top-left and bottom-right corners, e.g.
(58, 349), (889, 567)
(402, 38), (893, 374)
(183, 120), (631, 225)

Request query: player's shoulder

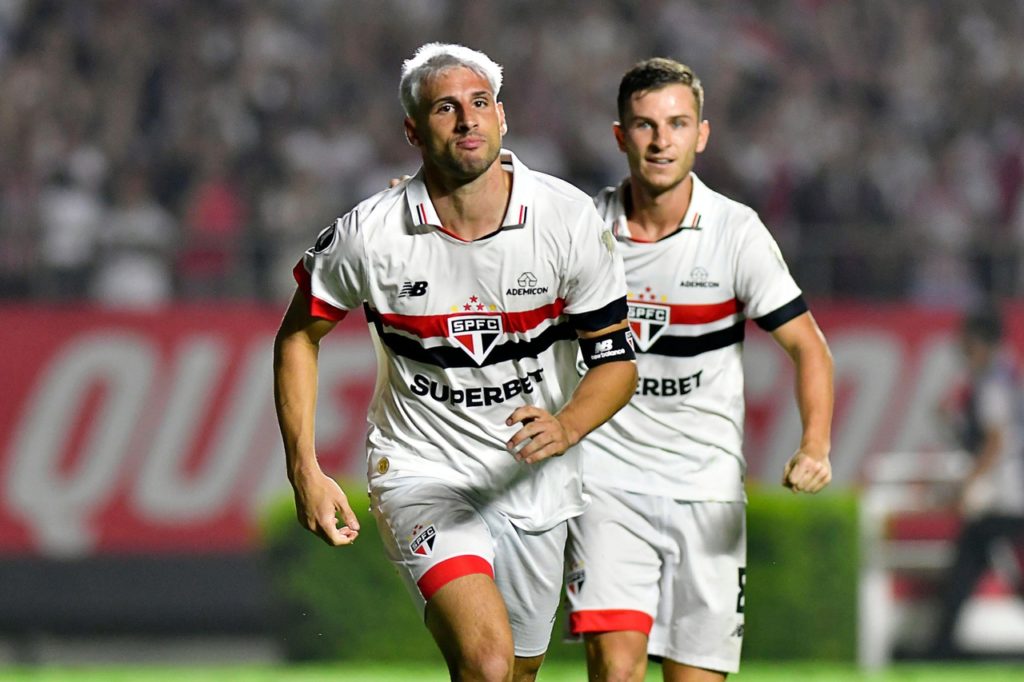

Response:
(324, 183), (408, 243)
(592, 185), (619, 214)
(695, 175), (764, 234)
(528, 168), (600, 213)
(347, 183), (407, 226)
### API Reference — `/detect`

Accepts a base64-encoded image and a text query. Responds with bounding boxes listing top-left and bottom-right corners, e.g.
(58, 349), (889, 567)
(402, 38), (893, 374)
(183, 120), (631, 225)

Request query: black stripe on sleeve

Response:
(754, 295), (808, 332)
(568, 296), (628, 332)
(644, 321), (745, 357)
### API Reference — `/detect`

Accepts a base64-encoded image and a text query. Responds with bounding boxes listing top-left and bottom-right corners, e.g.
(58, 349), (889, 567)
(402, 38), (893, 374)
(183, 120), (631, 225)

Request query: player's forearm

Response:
(793, 340), (834, 457)
(556, 360), (638, 446)
(273, 331), (322, 484)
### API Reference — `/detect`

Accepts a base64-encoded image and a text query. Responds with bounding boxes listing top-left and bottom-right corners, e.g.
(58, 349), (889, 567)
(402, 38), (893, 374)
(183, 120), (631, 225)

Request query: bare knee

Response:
(452, 642), (514, 682)
(585, 632), (648, 682)
(425, 573), (516, 681)
(591, 656), (646, 682)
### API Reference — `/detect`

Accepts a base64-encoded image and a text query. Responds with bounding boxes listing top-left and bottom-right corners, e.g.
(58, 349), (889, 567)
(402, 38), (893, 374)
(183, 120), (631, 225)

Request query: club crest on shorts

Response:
(409, 523), (437, 557)
(566, 567), (585, 595)
(448, 295), (503, 365)
(627, 294), (670, 352)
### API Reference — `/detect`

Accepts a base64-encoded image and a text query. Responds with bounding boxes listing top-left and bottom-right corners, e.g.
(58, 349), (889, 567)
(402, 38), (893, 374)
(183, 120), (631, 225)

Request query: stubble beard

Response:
(442, 140), (501, 183)
(635, 151), (694, 198)
(638, 166), (688, 198)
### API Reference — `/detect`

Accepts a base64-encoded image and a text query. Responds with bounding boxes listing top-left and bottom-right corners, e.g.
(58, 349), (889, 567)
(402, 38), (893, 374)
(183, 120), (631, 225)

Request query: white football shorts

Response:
(565, 484), (746, 673)
(370, 474), (567, 657)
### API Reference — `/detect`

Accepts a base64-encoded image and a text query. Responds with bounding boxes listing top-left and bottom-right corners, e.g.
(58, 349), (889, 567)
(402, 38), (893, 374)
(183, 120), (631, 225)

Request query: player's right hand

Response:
(291, 467), (360, 546)
(782, 448), (832, 494)
(505, 406), (574, 464)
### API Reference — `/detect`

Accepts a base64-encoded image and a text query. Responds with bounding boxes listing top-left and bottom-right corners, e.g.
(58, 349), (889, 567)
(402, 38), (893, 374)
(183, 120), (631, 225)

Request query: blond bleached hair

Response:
(399, 42), (503, 117)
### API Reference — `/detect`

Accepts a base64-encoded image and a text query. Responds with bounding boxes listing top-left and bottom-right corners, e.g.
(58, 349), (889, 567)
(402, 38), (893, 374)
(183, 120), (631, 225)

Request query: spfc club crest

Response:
(409, 524), (437, 557)
(566, 567), (585, 595)
(448, 296), (503, 365)
(627, 301), (670, 351)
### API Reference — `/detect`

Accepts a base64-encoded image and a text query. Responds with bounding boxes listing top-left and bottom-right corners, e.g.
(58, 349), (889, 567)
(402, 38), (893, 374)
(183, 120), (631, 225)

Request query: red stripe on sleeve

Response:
(668, 298), (742, 325)
(417, 555), (494, 601)
(569, 609), (654, 635)
(292, 261), (348, 322)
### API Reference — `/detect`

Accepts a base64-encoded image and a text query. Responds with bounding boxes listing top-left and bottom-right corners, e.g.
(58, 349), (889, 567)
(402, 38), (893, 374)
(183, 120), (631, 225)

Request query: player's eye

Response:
(473, 98), (489, 108)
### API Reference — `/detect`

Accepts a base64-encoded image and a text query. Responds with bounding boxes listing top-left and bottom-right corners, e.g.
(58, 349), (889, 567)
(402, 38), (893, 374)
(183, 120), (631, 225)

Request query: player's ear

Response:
(497, 102), (507, 136)
(403, 116), (420, 147)
(696, 120), (710, 153)
(613, 122), (627, 152)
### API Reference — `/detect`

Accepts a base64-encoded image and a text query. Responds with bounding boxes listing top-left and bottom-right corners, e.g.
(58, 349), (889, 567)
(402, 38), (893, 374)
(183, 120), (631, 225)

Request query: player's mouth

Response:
(645, 157), (675, 166)
(456, 136), (486, 151)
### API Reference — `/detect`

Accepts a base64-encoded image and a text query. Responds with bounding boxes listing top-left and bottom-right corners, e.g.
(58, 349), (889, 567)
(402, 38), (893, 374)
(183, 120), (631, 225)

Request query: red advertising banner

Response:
(2, 302), (1022, 557)
(0, 305), (376, 556)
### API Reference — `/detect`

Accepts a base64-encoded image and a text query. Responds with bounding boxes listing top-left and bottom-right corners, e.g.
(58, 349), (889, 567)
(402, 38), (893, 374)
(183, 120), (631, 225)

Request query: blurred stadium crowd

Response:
(1, 0), (1023, 307)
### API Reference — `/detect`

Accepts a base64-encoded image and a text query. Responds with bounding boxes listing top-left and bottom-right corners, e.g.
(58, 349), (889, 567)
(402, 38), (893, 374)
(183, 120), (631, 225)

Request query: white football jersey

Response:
(581, 173), (805, 501)
(295, 150), (627, 531)
(962, 354), (1024, 516)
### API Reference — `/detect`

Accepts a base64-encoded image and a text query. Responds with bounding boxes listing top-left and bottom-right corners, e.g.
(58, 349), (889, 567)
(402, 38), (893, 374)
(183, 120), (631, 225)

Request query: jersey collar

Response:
(611, 171), (710, 240)
(404, 149), (534, 235)
(678, 172), (710, 231)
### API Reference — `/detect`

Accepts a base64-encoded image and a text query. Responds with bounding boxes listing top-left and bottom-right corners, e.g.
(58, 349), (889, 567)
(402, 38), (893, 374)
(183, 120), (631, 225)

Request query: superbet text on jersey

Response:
(294, 150), (627, 531)
(582, 172), (806, 502)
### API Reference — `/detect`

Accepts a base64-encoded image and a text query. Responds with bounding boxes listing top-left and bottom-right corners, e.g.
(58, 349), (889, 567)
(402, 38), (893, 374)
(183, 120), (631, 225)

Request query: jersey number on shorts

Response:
(736, 567), (746, 614)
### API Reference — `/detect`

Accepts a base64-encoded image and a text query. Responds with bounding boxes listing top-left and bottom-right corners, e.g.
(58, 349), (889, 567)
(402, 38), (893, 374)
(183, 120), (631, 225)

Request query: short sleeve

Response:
(293, 211), (367, 320)
(733, 213), (804, 330)
(562, 204), (628, 331)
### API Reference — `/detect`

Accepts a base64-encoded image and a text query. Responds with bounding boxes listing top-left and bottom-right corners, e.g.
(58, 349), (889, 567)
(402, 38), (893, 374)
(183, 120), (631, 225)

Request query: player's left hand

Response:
(782, 449), (832, 493)
(505, 406), (574, 464)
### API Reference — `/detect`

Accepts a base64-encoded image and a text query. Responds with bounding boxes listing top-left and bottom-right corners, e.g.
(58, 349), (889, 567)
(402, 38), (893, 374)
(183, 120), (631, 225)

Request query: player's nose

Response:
(651, 124), (669, 148)
(455, 105), (478, 131)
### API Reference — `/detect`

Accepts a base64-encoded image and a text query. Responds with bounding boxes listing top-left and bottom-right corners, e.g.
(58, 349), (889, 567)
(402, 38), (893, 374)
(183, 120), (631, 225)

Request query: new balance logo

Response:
(595, 339), (613, 353)
(399, 281), (428, 297)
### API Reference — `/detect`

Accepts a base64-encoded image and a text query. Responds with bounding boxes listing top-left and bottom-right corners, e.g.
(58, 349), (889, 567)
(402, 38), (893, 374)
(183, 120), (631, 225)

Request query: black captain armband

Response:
(579, 327), (637, 368)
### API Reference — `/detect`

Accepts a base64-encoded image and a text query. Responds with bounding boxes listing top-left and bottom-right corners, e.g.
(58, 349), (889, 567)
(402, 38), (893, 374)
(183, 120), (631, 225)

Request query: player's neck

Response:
(424, 162), (511, 241)
(626, 174), (693, 242)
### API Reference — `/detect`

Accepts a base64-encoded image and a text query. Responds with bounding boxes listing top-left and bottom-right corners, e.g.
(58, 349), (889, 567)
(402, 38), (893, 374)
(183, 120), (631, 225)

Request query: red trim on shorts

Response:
(292, 261), (348, 321)
(417, 555), (494, 601)
(570, 609), (654, 635)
